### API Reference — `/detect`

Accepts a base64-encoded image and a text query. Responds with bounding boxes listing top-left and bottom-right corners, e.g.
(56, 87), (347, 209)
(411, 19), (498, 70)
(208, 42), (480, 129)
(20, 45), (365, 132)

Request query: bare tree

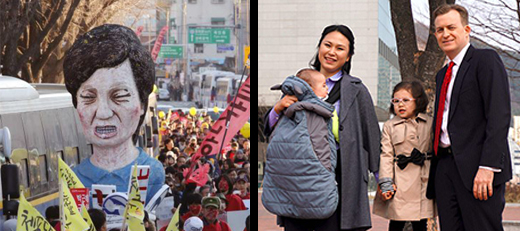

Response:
(1, 0), (154, 83)
(390, 0), (456, 103)
(466, 0), (520, 78)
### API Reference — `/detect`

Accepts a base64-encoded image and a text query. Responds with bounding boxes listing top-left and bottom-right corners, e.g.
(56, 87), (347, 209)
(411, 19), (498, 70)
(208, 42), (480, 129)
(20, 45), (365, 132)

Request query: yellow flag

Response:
(127, 215), (146, 231)
(123, 163), (145, 231)
(81, 205), (96, 231)
(165, 203), (182, 231)
(59, 157), (85, 188)
(61, 179), (90, 231)
(17, 193), (56, 231)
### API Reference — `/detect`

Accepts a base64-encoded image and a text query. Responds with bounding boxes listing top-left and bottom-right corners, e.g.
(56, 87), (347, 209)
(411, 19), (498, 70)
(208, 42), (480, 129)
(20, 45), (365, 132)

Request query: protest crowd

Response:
(6, 108), (250, 231)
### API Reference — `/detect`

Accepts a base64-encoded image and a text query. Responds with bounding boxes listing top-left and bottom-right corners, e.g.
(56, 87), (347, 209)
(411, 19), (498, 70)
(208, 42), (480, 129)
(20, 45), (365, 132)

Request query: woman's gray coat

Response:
(336, 73), (380, 230)
(263, 72), (381, 230)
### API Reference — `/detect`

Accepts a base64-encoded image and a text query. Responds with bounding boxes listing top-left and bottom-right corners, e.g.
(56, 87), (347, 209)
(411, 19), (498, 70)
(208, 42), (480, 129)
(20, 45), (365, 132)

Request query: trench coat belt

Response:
(394, 148), (432, 170)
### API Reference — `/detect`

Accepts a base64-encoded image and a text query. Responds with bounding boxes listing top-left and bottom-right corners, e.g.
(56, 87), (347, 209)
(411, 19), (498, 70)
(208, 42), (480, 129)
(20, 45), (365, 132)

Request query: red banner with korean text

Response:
(151, 25), (168, 62)
(187, 76), (250, 176)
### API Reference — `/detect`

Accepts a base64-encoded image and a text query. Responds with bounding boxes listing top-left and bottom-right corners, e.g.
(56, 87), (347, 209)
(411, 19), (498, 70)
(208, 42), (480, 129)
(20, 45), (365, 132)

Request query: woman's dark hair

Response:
(310, 24), (355, 75)
(88, 208), (106, 231)
(389, 81), (429, 115)
(63, 24), (155, 138)
(217, 174), (234, 195)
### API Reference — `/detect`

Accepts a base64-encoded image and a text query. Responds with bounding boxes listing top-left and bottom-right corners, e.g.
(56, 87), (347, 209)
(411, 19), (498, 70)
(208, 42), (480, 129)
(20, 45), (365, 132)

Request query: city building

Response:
(259, 0), (401, 111)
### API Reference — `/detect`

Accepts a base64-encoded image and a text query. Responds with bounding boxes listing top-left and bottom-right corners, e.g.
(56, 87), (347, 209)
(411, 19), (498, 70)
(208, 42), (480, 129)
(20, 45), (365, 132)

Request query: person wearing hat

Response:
(233, 150), (248, 167)
(201, 197), (232, 231)
(234, 175), (250, 200)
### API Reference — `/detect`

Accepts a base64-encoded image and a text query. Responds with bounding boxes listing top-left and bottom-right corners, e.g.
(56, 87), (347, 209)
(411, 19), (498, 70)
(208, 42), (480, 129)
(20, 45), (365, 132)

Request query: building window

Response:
(195, 44), (204, 53)
(211, 18), (225, 25)
(188, 0), (196, 3)
(212, 0), (224, 3)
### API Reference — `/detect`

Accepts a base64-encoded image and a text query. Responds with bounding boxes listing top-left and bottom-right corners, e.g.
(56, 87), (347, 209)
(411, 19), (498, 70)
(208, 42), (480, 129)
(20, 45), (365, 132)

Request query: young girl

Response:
(373, 81), (436, 231)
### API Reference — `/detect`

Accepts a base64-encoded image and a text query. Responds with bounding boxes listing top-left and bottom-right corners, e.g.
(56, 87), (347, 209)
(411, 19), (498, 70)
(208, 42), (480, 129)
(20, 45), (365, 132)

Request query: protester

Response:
(181, 193), (203, 222)
(88, 208), (107, 231)
(217, 175), (246, 211)
(184, 216), (204, 231)
(235, 175), (250, 200)
(201, 197), (232, 231)
(45, 205), (60, 227)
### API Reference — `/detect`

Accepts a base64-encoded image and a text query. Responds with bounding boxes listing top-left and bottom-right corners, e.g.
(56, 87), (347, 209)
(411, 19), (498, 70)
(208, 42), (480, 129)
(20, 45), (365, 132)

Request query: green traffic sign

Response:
(188, 28), (230, 44)
(158, 45), (183, 58)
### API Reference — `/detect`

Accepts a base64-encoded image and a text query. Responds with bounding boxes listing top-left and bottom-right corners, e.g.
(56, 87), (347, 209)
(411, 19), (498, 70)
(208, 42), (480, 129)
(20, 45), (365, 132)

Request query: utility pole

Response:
(183, 0), (188, 101)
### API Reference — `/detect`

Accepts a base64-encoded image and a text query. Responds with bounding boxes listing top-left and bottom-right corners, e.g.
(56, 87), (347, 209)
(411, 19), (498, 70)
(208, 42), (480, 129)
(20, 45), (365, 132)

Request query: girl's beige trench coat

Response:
(373, 113), (437, 221)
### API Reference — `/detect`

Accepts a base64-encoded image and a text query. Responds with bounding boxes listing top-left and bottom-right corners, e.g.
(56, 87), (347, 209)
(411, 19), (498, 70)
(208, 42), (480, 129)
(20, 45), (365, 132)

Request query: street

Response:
(258, 191), (520, 231)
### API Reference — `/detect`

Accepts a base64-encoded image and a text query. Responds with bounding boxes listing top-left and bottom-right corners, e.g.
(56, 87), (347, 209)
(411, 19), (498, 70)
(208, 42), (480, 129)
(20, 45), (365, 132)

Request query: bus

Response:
(0, 75), (161, 229)
(193, 70), (239, 108)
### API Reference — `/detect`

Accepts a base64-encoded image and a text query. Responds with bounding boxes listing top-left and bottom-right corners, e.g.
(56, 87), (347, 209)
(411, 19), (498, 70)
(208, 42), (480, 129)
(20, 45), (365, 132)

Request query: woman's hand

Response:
(273, 95), (298, 114)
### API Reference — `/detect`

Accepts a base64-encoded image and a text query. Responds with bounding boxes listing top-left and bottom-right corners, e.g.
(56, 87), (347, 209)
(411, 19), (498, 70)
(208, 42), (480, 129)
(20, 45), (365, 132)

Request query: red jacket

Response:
(225, 194), (246, 211)
(202, 218), (231, 231)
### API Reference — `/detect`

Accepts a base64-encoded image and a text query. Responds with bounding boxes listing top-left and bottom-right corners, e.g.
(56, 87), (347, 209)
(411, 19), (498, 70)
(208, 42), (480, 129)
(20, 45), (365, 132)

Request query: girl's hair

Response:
(310, 25), (355, 74)
(389, 81), (429, 115)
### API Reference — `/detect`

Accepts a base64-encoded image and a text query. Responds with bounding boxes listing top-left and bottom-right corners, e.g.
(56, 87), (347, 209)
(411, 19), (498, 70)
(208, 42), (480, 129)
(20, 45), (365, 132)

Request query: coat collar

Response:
(339, 71), (362, 124)
(391, 112), (429, 125)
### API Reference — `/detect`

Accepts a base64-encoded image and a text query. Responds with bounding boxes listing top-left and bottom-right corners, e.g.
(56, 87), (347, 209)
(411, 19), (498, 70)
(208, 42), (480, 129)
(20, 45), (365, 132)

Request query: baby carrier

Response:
(262, 75), (338, 219)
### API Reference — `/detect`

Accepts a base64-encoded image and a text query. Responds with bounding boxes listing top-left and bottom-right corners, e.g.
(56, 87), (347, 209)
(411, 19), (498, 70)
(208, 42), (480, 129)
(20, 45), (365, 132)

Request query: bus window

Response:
(22, 112), (47, 155)
(64, 147), (79, 168)
(72, 109), (92, 162)
(0, 113), (28, 155)
(18, 158), (29, 189)
(58, 108), (79, 148)
(38, 155), (48, 183)
(40, 110), (65, 152)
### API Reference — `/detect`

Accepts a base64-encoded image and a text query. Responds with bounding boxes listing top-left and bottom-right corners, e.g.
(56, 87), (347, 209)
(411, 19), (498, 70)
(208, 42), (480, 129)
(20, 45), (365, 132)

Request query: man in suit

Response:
(426, 4), (512, 231)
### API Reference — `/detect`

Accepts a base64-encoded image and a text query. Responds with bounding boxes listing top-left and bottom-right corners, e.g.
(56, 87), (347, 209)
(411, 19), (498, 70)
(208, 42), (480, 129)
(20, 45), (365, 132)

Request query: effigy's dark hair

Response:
(63, 24), (155, 137)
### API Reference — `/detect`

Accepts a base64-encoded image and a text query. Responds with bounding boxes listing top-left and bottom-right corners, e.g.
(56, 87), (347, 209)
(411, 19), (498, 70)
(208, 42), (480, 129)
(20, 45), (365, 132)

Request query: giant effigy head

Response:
(63, 24), (155, 147)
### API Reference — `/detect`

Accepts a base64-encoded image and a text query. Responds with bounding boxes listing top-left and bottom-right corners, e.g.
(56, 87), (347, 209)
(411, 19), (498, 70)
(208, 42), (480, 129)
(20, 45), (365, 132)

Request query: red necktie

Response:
(434, 61), (454, 155)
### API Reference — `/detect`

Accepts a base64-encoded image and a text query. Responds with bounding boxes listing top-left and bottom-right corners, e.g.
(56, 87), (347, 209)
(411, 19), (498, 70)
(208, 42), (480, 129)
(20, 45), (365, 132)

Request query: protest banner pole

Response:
(60, 179), (65, 231)
(216, 64), (249, 165)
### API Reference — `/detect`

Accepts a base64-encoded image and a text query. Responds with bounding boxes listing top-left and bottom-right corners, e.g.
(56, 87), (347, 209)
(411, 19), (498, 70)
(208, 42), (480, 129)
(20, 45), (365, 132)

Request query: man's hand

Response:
(273, 95), (298, 114)
(473, 168), (494, 200)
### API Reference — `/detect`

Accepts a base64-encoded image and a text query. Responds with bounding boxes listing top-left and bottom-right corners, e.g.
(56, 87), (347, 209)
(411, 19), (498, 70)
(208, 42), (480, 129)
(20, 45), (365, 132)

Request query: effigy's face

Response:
(76, 59), (144, 148)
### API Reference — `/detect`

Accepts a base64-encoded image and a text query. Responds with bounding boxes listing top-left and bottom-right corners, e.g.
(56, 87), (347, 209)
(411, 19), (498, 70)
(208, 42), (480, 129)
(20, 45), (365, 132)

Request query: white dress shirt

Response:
(439, 42), (500, 172)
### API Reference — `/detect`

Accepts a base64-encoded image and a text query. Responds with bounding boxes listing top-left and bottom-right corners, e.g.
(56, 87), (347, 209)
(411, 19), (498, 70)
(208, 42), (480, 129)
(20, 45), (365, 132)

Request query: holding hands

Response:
(379, 178), (397, 201)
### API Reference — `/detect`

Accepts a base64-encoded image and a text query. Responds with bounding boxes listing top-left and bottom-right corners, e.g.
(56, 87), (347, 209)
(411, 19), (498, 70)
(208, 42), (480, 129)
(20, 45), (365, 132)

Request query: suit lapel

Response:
(339, 73), (360, 124)
(448, 45), (474, 122)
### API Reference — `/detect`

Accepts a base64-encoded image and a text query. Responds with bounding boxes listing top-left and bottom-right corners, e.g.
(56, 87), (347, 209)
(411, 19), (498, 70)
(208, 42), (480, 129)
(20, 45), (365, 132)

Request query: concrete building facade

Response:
(259, 0), (400, 110)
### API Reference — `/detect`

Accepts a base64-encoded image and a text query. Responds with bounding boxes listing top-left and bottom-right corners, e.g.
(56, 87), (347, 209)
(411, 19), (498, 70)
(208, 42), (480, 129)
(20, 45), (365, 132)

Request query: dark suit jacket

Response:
(426, 45), (512, 199)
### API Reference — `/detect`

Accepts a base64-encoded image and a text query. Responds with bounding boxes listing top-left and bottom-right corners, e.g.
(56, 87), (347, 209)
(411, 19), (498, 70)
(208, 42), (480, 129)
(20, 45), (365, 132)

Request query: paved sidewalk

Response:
(258, 192), (520, 231)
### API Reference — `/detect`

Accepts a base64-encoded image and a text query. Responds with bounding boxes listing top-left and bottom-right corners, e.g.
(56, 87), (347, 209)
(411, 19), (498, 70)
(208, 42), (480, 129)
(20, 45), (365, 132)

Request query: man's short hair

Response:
(433, 4), (469, 26)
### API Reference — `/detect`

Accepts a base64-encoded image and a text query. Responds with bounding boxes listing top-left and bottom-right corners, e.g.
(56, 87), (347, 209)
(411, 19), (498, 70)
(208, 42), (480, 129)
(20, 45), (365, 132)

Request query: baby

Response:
(295, 68), (329, 100)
